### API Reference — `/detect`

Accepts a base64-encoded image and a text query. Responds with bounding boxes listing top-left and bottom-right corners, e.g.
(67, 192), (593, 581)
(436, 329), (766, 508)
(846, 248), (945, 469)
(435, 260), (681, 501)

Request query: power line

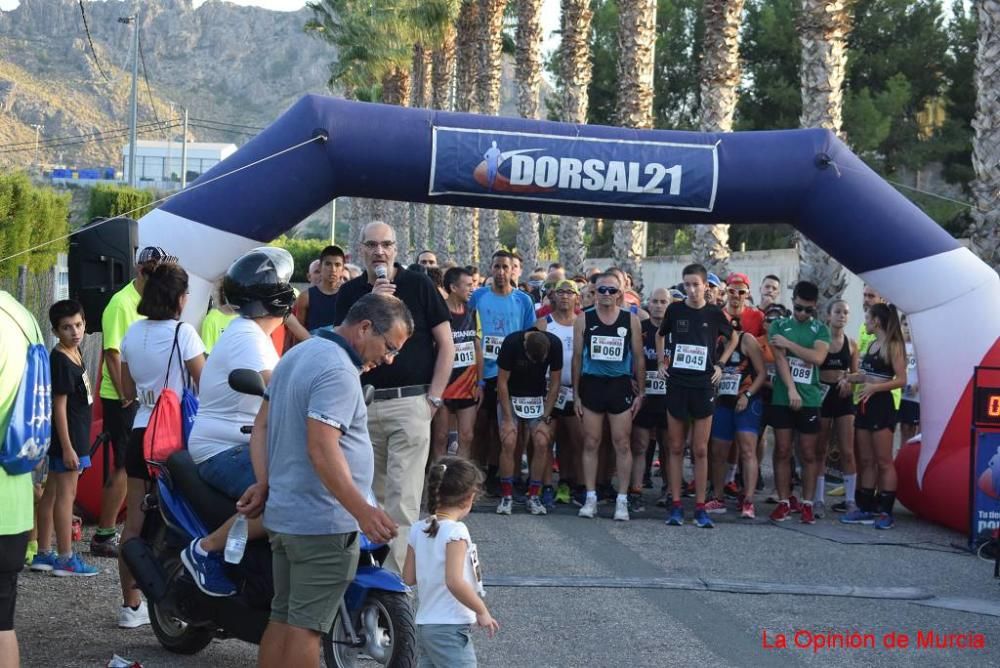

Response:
(187, 123), (258, 138)
(189, 118), (265, 132)
(0, 122), (182, 155)
(0, 120), (181, 151)
(77, 0), (112, 84)
(136, 28), (169, 134)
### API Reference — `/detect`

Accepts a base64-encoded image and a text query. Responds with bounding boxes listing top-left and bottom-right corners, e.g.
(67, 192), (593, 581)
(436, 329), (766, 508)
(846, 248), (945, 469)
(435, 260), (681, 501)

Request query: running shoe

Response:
(540, 485), (556, 510)
(627, 492), (645, 514)
(665, 506), (684, 526)
(769, 500), (792, 522)
(496, 496), (513, 515)
(89, 533), (120, 558)
(723, 481), (741, 499)
(572, 489), (587, 507)
(30, 551), (58, 572)
(578, 497), (598, 519)
(527, 496), (547, 516)
(694, 509), (715, 529)
(800, 502), (816, 525)
(52, 553), (100, 577)
(704, 498), (727, 515)
(614, 497), (630, 521)
(827, 485), (845, 497)
(840, 509), (875, 525)
(555, 482), (572, 505)
(181, 539), (237, 597)
(873, 513), (895, 530)
(832, 500), (857, 514)
(788, 495), (802, 514)
(118, 601), (150, 629)
(682, 480), (695, 498)
(813, 500), (826, 519)
(740, 500), (756, 520)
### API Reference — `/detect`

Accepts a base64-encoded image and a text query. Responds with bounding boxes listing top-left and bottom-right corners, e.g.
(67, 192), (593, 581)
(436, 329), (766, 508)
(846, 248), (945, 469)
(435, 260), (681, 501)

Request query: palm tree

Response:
(556, 0), (594, 275)
(969, 0), (1000, 272)
(796, 0), (853, 306)
(430, 19), (458, 260)
(612, 0), (657, 284)
(410, 44), (433, 257)
(514, 0), (545, 273)
(453, 0), (481, 266)
(476, 0), (509, 270)
(691, 0), (744, 278)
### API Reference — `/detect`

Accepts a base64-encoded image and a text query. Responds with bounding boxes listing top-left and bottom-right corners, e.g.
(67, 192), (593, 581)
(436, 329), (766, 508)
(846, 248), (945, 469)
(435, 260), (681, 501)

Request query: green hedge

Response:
(0, 172), (71, 277)
(87, 184), (155, 220)
(269, 236), (330, 282)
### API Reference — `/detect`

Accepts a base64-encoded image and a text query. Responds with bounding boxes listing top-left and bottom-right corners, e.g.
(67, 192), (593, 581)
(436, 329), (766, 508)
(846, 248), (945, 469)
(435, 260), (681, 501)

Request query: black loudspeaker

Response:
(68, 217), (138, 333)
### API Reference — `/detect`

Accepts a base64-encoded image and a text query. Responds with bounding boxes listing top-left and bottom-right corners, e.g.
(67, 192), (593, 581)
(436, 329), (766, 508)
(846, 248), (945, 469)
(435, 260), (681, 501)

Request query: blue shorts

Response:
(711, 398), (763, 441)
(197, 445), (256, 500)
(418, 623), (477, 668)
(48, 455), (91, 474)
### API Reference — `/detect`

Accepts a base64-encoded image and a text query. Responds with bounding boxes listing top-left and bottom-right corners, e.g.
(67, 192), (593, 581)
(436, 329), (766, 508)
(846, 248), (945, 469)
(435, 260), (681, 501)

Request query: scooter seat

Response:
(166, 451), (239, 533)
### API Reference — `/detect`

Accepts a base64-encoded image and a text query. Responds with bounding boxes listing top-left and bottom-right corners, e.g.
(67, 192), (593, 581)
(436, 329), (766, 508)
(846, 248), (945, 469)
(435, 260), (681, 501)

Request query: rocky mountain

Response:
(0, 0), (334, 170)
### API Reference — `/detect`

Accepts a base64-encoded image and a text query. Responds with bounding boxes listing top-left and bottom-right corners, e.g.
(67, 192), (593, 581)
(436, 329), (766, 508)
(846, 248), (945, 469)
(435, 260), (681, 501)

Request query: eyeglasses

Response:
(555, 289), (576, 296)
(793, 304), (816, 315)
(596, 286), (620, 295)
(362, 240), (396, 250)
(727, 288), (748, 296)
(374, 328), (400, 358)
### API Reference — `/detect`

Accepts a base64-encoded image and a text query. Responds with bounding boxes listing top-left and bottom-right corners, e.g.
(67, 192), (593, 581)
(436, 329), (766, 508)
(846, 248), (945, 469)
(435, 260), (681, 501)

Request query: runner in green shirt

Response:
(200, 306), (237, 354)
(0, 290), (43, 665)
(768, 281), (830, 525)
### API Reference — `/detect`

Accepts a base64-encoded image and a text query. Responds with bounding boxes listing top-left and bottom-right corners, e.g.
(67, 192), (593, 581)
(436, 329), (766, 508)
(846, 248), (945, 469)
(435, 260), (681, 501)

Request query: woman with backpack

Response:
(116, 263), (205, 628)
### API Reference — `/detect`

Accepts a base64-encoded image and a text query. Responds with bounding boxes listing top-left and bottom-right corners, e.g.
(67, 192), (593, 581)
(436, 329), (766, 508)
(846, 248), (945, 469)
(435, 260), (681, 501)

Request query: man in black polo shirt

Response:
(333, 222), (453, 573)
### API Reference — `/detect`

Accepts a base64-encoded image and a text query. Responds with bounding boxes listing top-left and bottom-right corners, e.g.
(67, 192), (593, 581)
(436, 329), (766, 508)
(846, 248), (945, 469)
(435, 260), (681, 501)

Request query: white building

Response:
(121, 140), (237, 188)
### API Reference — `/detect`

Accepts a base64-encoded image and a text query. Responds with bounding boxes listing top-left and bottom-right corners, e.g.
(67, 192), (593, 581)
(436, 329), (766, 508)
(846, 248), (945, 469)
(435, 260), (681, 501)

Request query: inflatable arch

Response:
(138, 95), (1000, 532)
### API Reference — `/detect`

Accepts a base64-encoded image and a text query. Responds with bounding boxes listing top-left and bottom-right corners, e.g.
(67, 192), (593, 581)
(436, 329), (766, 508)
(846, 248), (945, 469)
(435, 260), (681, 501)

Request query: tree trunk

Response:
(430, 29), (458, 261)
(453, 1), (481, 267)
(612, 0), (657, 286)
(476, 0), (508, 116)
(380, 67), (412, 259)
(454, 208), (479, 267)
(796, 0), (853, 307)
(969, 0), (1000, 272)
(514, 0), (545, 273)
(557, 0), (594, 275)
(410, 46), (433, 257)
(691, 0), (743, 278)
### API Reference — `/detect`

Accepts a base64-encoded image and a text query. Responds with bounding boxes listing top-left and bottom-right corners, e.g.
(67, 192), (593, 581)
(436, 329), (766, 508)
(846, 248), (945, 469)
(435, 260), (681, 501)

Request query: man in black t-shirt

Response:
(332, 222), (454, 574)
(656, 263), (737, 529)
(495, 329), (562, 516)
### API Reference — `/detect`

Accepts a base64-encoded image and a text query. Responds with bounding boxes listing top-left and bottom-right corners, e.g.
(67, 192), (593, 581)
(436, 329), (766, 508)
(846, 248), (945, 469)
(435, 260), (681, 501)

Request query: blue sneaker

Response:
(666, 506), (684, 526)
(181, 539), (237, 597)
(52, 553), (100, 577)
(840, 509), (875, 525)
(694, 509), (715, 529)
(873, 513), (895, 530)
(30, 551), (58, 572)
(540, 485), (556, 510)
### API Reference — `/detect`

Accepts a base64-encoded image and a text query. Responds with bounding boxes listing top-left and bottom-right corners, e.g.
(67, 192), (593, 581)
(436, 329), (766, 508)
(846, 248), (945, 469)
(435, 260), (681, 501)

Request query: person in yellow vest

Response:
(200, 283), (237, 355)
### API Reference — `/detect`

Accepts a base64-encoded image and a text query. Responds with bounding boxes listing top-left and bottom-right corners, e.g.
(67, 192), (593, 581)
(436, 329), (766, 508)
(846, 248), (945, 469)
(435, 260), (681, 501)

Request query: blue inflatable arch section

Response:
(139, 95), (1000, 529)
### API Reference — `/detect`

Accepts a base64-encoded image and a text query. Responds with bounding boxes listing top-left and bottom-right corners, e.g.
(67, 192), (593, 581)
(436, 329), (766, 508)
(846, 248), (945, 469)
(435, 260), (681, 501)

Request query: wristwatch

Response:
(743, 391), (753, 400)
(427, 396), (443, 408)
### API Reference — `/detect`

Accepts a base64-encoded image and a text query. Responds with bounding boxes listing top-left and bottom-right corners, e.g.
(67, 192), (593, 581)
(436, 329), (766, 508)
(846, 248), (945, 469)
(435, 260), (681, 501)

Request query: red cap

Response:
(726, 272), (751, 288)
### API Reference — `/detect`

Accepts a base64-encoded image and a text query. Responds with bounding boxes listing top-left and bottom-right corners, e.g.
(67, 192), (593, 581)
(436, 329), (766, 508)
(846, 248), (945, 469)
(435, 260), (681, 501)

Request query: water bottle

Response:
(224, 514), (248, 564)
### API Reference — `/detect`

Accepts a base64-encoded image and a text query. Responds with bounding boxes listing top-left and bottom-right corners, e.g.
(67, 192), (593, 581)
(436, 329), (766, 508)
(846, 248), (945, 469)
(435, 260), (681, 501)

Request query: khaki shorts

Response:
(268, 531), (359, 632)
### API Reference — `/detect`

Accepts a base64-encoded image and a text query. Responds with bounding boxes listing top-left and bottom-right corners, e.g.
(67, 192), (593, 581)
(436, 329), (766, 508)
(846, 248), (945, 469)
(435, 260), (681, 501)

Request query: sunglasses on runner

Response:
(596, 286), (620, 295)
(793, 303), (816, 315)
(727, 288), (748, 296)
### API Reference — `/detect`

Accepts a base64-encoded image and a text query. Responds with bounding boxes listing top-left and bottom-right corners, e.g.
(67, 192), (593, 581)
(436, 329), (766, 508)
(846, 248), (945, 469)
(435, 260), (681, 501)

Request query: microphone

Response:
(375, 265), (387, 280)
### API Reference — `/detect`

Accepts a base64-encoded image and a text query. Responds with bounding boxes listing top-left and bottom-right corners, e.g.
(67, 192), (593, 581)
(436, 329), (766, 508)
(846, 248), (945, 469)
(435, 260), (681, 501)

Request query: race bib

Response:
(483, 335), (503, 361)
(788, 357), (815, 385)
(555, 386), (574, 409)
(766, 363), (776, 385)
(512, 396), (544, 420)
(672, 344), (707, 371)
(719, 371), (741, 396)
(469, 542), (485, 597)
(819, 383), (833, 403)
(454, 340), (476, 368)
(645, 371), (666, 395)
(82, 373), (94, 406)
(590, 335), (625, 362)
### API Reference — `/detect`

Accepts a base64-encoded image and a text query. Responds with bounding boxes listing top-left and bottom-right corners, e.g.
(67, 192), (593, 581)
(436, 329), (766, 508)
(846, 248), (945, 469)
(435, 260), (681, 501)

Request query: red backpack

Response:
(142, 323), (193, 478)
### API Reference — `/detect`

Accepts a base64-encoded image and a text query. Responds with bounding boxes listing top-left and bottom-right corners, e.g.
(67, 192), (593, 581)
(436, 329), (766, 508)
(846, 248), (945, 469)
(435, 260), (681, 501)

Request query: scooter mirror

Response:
(229, 369), (266, 397)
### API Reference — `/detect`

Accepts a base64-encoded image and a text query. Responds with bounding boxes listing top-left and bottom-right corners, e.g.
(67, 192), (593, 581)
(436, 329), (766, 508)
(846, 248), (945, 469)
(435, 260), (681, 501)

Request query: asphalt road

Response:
(15, 486), (1000, 668)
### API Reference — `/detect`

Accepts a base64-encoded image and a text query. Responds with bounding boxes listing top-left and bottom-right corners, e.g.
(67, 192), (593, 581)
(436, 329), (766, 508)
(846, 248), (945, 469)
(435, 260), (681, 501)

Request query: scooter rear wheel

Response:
(149, 598), (215, 654)
(324, 591), (416, 668)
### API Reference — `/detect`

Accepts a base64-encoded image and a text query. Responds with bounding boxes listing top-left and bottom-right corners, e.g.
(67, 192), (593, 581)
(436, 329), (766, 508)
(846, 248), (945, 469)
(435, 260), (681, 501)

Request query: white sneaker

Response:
(496, 496), (513, 515)
(614, 497), (630, 521)
(527, 496), (547, 515)
(118, 600), (150, 629)
(578, 497), (597, 518)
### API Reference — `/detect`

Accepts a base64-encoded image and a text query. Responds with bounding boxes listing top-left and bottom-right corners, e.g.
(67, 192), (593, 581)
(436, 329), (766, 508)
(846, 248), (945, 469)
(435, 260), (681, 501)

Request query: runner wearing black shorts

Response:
(631, 288), (671, 513)
(817, 300), (859, 516)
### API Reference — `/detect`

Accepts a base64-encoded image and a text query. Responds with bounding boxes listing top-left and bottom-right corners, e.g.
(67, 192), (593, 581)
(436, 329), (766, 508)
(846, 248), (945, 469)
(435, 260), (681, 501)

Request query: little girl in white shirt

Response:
(404, 457), (499, 667)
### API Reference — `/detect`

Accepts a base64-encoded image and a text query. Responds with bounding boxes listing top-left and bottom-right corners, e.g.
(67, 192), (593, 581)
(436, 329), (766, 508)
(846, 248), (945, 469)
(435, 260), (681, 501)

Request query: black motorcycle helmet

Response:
(223, 247), (296, 318)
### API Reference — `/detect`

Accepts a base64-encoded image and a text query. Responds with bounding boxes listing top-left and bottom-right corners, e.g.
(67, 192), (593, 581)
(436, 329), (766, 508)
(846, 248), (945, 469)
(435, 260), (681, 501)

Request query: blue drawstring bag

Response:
(0, 305), (52, 475)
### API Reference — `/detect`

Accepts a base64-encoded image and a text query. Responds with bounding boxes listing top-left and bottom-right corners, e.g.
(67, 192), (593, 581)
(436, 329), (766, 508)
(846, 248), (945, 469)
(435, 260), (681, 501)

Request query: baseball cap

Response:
(726, 272), (751, 288)
(553, 279), (579, 294)
(136, 246), (177, 265)
(707, 272), (722, 287)
(669, 288), (685, 301)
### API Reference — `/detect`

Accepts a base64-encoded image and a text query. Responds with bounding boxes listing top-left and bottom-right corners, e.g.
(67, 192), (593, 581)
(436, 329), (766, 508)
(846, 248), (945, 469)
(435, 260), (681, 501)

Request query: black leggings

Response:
(0, 531), (29, 631)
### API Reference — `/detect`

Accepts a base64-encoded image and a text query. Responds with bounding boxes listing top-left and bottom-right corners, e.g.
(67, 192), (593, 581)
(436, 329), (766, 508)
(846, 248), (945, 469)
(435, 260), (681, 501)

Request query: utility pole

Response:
(30, 124), (43, 173)
(180, 107), (189, 189)
(119, 12), (140, 187)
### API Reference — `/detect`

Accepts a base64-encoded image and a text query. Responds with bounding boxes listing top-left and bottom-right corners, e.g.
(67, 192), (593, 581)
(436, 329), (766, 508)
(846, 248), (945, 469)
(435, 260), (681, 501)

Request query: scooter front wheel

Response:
(324, 591), (416, 668)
